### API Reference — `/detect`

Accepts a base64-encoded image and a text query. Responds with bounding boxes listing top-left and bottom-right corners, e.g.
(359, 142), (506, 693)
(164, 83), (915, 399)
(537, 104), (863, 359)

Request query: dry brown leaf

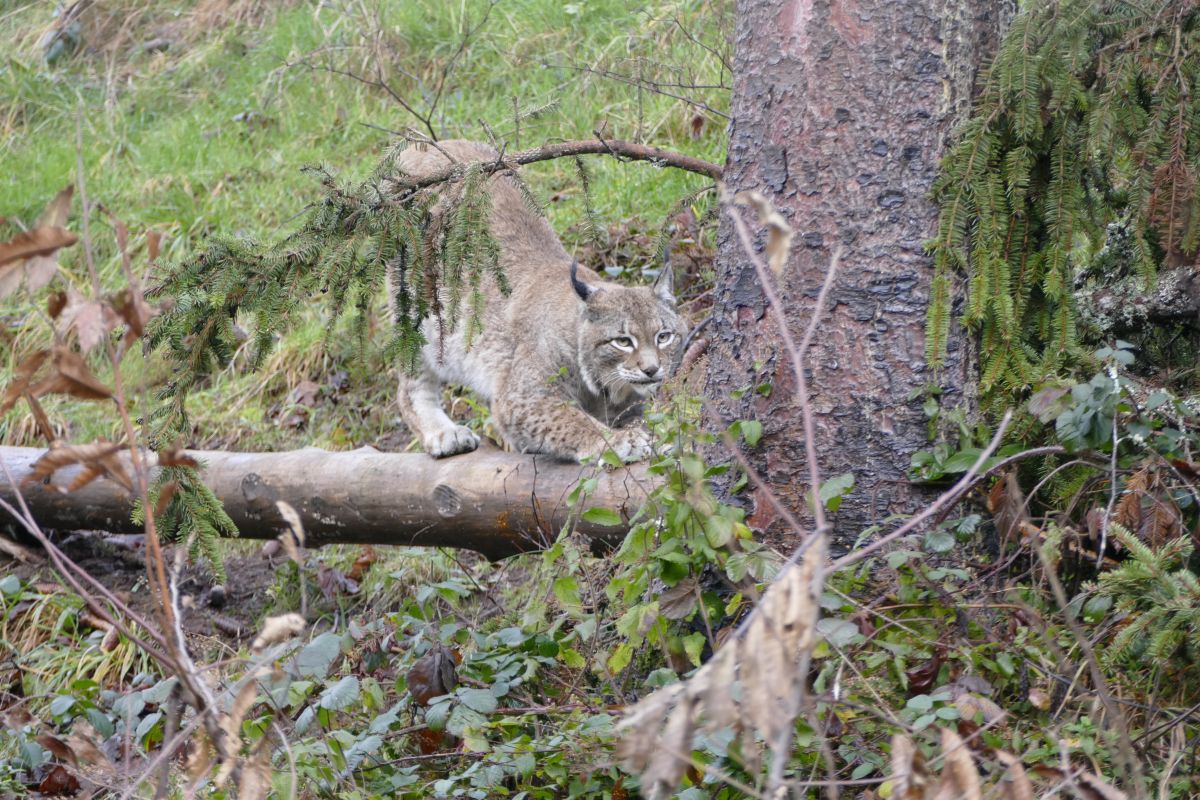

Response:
(23, 391), (56, 443)
(185, 729), (214, 782)
(617, 538), (824, 799)
(28, 346), (113, 402)
(251, 612), (306, 651)
(735, 191), (794, 276)
(56, 290), (117, 353)
(0, 349), (49, 414)
(223, 676), (261, 748)
(64, 722), (109, 768)
(994, 751), (1033, 800)
(37, 185), (73, 230)
(346, 545), (378, 581)
(933, 727), (982, 800)
(47, 290), (68, 319)
(36, 733), (77, 766)
(641, 693), (696, 800)
(890, 734), (932, 800)
(157, 447), (198, 468)
(0, 226), (78, 269)
(146, 230), (162, 262)
(659, 576), (699, 620)
(988, 472), (1029, 551)
(238, 745), (273, 800)
(24, 440), (131, 493)
(701, 646), (737, 732)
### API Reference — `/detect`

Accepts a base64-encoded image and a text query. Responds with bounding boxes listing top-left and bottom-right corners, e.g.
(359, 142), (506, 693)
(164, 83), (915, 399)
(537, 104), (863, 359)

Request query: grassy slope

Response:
(1, 0), (728, 450)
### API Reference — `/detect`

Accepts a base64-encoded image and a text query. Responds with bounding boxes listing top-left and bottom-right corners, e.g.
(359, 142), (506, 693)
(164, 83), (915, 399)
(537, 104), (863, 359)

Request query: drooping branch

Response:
(389, 139), (723, 197)
(0, 445), (655, 560)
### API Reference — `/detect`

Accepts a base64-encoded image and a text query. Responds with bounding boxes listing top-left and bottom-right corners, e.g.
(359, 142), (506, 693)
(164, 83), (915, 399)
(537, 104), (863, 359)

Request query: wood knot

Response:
(433, 484), (462, 518)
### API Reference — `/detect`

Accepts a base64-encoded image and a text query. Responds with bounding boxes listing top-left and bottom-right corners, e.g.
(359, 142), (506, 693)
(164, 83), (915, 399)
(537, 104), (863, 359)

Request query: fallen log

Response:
(0, 445), (655, 560)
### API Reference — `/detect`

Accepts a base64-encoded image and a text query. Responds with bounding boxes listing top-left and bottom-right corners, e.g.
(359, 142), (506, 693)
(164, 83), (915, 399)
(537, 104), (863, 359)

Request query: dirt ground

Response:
(8, 530), (279, 647)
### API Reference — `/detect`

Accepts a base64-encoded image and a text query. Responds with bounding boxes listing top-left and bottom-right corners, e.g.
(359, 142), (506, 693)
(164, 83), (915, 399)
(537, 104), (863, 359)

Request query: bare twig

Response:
(388, 138), (722, 197)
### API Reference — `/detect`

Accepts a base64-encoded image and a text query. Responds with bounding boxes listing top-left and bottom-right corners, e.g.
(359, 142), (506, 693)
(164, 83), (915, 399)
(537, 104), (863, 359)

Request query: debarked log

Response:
(0, 445), (656, 560)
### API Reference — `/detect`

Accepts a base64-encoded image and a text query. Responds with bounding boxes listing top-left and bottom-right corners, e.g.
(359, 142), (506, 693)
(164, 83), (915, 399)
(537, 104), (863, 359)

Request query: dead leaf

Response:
(27, 346), (113, 402)
(407, 645), (458, 705)
(905, 652), (943, 696)
(933, 727), (982, 800)
(36, 733), (77, 766)
(37, 764), (79, 795)
(317, 563), (359, 600)
(735, 191), (793, 276)
(47, 290), (67, 319)
(0, 349), (49, 414)
(659, 576), (699, 620)
(994, 751), (1033, 800)
(146, 230), (161, 262)
(24, 440), (131, 493)
(988, 472), (1029, 551)
(251, 613), (306, 651)
(890, 734), (932, 799)
(346, 545), (378, 581)
(56, 290), (117, 353)
(156, 447), (198, 468)
(23, 391), (56, 443)
(0, 227), (77, 269)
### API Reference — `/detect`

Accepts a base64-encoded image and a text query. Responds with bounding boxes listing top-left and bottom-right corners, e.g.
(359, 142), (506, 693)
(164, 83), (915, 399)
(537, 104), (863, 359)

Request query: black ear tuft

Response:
(571, 260), (596, 301)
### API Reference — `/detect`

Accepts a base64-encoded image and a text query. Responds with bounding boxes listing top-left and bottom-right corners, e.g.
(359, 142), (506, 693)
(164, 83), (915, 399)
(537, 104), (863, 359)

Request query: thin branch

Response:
(388, 138), (722, 196)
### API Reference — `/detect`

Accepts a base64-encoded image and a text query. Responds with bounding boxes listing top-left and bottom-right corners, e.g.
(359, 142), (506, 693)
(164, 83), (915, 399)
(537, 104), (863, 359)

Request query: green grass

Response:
(1, 0), (729, 450)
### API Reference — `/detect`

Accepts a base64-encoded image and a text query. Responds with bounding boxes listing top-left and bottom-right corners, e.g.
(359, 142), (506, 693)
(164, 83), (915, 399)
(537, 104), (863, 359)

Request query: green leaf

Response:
(683, 632), (706, 667)
(0, 575), (21, 596)
(607, 642), (634, 674)
(741, 420), (763, 446)
(818, 473), (855, 511)
(703, 514), (735, 548)
(294, 632), (342, 678)
(581, 507), (622, 526)
(552, 576), (582, 613)
(458, 688), (498, 715)
(318, 675), (360, 711)
(447, 704), (487, 737)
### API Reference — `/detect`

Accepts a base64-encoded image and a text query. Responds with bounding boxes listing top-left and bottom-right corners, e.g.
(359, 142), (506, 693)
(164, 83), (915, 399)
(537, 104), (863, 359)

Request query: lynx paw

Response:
(583, 427), (653, 464)
(424, 425), (480, 458)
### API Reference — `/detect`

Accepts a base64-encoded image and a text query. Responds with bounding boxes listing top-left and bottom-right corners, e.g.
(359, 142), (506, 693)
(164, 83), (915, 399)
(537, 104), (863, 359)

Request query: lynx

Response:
(388, 140), (685, 463)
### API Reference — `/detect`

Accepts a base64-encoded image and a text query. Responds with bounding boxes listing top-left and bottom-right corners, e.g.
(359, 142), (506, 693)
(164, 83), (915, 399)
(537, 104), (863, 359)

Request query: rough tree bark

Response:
(0, 446), (653, 560)
(704, 0), (1005, 549)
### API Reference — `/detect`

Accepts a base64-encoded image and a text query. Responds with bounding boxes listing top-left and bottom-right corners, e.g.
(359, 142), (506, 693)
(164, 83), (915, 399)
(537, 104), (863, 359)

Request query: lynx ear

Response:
(571, 260), (597, 301)
(653, 264), (676, 305)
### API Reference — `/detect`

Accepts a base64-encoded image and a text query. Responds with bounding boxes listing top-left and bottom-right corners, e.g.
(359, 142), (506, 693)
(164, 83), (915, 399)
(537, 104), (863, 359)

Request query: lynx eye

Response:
(610, 336), (636, 352)
(656, 331), (675, 347)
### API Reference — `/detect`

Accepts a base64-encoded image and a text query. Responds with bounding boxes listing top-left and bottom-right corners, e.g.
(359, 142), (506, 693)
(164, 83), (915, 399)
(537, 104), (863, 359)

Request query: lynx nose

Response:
(641, 363), (661, 380)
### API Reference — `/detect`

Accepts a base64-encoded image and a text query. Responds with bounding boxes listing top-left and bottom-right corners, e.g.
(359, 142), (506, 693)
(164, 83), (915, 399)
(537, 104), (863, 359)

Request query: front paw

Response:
(583, 427), (653, 464)
(424, 425), (480, 458)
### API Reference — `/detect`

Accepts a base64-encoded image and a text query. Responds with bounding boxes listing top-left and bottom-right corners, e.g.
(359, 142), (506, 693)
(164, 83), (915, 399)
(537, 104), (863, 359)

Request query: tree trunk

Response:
(0, 446), (653, 560)
(704, 0), (1005, 550)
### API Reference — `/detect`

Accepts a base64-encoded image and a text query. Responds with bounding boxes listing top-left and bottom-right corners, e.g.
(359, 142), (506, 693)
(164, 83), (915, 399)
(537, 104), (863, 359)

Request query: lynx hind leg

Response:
(397, 364), (479, 458)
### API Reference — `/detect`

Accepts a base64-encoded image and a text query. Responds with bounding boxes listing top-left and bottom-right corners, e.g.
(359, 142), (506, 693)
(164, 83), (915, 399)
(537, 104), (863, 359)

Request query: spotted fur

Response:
(387, 140), (685, 462)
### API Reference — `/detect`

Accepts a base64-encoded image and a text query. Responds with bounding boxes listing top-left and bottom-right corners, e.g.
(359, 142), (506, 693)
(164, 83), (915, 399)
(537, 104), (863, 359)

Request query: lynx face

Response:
(574, 266), (686, 402)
